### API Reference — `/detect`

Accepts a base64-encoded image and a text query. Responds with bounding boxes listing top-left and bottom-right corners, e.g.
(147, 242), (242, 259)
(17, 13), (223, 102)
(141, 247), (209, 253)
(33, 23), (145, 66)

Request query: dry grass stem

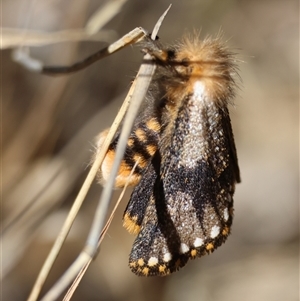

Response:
(13, 27), (147, 74)
(38, 6), (171, 301)
(63, 160), (140, 301)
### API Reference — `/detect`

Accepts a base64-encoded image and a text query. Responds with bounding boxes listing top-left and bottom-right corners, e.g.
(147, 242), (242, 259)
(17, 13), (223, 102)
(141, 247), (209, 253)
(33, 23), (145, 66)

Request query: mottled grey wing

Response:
(128, 104), (238, 276)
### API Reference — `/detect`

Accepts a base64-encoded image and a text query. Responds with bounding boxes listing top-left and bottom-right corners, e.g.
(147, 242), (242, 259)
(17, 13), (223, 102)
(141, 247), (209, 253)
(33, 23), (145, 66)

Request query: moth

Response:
(96, 34), (241, 276)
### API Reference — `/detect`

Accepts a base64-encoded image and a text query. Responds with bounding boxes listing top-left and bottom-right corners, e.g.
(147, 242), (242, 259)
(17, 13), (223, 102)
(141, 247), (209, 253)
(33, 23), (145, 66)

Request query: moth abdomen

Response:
(96, 117), (161, 188)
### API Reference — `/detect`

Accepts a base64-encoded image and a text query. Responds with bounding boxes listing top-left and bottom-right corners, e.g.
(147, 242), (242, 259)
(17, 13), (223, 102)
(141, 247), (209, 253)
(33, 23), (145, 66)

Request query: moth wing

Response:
(123, 155), (158, 235)
(128, 109), (238, 276)
(128, 156), (234, 276)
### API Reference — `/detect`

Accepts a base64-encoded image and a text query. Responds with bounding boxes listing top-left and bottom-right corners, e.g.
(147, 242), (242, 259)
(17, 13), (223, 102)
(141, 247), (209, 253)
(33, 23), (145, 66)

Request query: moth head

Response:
(173, 35), (238, 105)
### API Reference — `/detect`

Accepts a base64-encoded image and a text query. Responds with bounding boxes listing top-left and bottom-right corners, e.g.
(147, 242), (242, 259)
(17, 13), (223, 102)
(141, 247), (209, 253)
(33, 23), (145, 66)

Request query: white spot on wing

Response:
(163, 252), (172, 262)
(210, 225), (220, 238)
(179, 243), (189, 254)
(224, 208), (229, 221)
(193, 237), (204, 247)
(148, 257), (158, 267)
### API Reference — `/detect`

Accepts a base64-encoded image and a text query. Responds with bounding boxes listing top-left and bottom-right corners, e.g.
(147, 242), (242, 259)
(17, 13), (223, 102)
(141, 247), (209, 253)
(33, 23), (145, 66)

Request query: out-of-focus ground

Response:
(2, 0), (299, 300)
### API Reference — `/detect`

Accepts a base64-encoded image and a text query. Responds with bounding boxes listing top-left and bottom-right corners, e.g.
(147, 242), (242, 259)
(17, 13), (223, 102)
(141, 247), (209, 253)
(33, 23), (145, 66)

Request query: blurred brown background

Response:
(2, 0), (299, 300)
